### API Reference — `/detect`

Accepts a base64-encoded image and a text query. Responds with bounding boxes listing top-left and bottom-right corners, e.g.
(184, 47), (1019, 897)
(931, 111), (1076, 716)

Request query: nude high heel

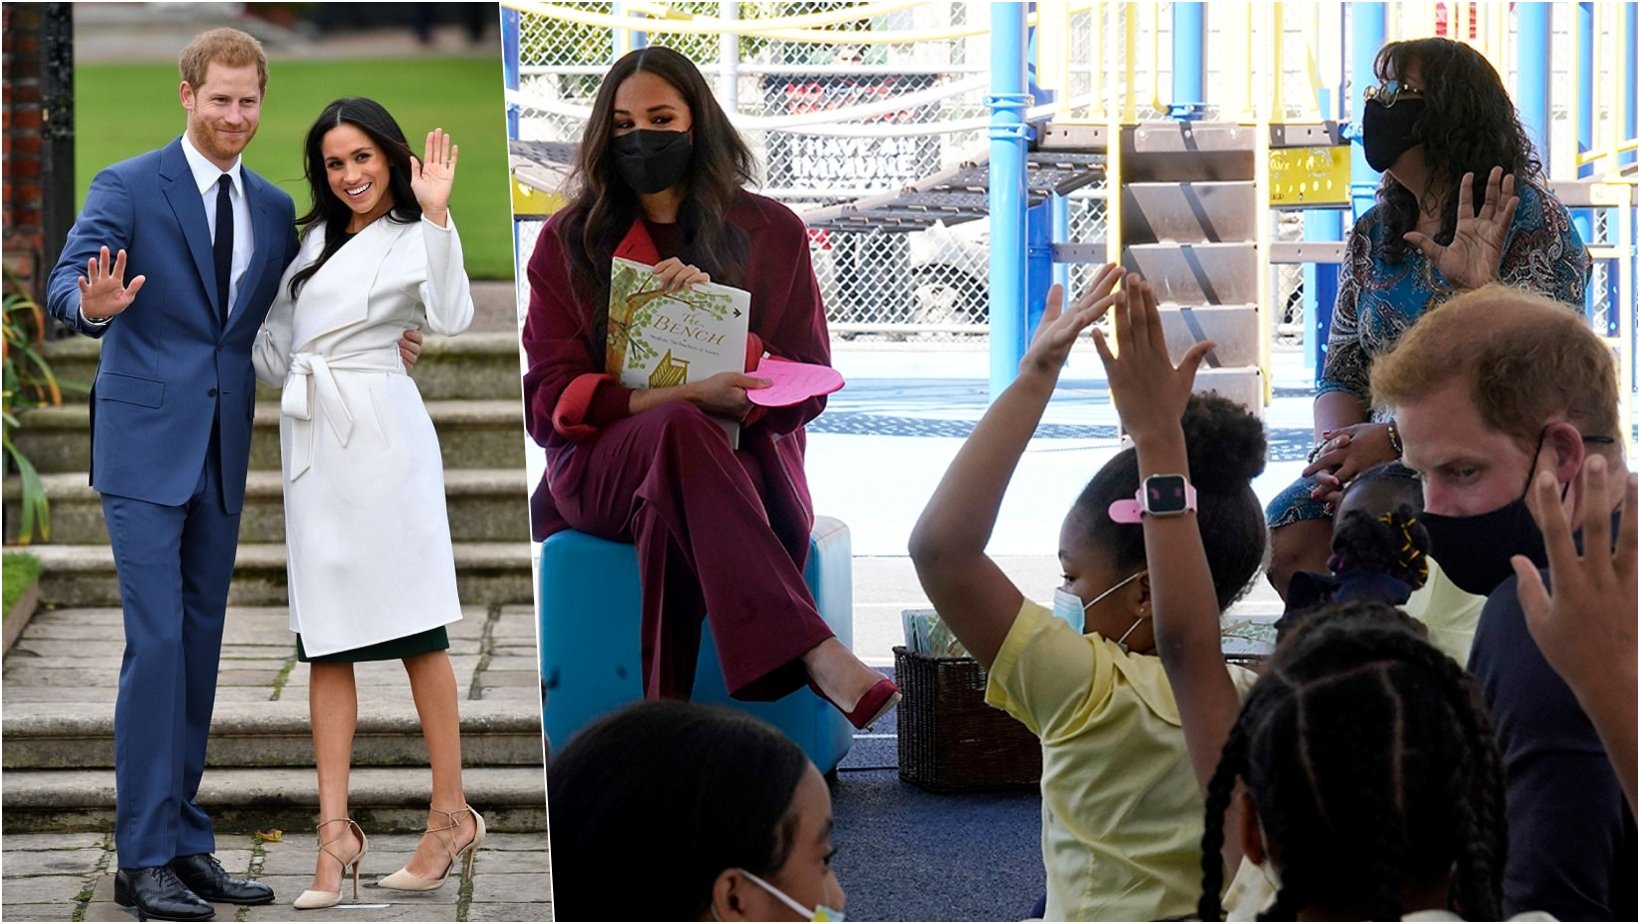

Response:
(376, 805), (485, 892)
(292, 818), (368, 910)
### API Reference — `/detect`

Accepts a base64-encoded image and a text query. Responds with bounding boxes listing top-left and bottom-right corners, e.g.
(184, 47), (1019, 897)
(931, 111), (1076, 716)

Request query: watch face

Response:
(1145, 474), (1190, 515)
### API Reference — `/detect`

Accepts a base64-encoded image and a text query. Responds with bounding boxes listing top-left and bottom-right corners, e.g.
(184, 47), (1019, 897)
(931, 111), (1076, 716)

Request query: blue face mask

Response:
(1051, 570), (1145, 649)
(735, 868), (846, 922)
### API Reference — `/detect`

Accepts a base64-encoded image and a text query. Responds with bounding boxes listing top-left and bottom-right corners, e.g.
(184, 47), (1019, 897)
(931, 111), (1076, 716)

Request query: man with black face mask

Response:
(1373, 285), (1635, 920)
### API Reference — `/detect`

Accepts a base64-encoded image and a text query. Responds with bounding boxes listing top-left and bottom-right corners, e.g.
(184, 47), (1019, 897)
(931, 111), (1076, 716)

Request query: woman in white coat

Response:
(253, 98), (482, 909)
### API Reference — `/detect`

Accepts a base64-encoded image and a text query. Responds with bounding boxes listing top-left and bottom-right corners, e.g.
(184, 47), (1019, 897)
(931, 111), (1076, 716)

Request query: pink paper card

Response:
(747, 357), (845, 407)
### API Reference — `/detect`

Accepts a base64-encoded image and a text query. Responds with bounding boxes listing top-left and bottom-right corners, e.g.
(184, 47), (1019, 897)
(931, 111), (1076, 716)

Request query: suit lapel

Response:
(225, 173), (278, 335)
(159, 140), (221, 325)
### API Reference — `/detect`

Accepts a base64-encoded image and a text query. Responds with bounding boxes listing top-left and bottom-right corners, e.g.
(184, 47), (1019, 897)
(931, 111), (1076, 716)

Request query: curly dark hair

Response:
(1327, 505), (1431, 591)
(1071, 393), (1268, 611)
(1371, 37), (1543, 263)
(552, 46), (757, 351)
(1197, 602), (1507, 921)
(289, 97), (421, 299)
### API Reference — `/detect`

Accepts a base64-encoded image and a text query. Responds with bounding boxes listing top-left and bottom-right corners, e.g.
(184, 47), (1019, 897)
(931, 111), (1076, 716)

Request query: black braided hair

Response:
(1328, 504), (1432, 591)
(1198, 601), (1506, 921)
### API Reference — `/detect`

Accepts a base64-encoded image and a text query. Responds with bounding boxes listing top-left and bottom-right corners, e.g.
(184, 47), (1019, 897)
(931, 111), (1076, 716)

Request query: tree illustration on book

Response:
(605, 258), (743, 376)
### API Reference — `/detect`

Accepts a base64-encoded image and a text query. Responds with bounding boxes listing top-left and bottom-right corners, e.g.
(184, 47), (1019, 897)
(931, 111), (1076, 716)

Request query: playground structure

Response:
(503, 1), (1636, 431)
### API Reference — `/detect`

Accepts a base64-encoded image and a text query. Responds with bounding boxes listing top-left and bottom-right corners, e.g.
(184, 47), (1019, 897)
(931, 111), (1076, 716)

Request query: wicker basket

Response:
(894, 646), (1043, 793)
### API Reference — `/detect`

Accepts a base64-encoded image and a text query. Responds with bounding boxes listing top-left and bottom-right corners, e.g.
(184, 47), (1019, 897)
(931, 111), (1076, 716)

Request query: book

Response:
(606, 257), (752, 446)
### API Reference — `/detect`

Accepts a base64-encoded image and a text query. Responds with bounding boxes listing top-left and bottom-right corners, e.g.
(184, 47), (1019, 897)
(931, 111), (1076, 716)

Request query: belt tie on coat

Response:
(282, 346), (404, 480)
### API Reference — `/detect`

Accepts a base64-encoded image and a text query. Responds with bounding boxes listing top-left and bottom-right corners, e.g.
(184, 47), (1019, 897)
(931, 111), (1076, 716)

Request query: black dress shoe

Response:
(169, 853), (275, 906)
(114, 866), (215, 922)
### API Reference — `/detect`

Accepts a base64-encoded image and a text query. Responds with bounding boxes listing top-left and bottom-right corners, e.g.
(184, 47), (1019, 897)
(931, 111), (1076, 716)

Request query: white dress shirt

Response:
(180, 130), (256, 319)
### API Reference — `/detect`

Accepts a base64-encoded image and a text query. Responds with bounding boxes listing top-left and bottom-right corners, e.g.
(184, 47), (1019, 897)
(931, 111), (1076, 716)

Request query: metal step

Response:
(1121, 121), (1257, 183)
(1121, 242), (1257, 305)
(4, 469), (530, 545)
(1191, 367), (1265, 419)
(10, 399), (528, 475)
(1159, 305), (1261, 369)
(1121, 181), (1257, 244)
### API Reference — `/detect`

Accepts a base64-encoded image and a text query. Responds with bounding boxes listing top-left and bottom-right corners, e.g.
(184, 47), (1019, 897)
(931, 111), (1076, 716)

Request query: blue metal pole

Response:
(1051, 192), (1070, 296)
(1625, 1), (1638, 169)
(1517, 2), (1553, 165)
(988, 1), (1031, 401)
(1026, 199), (1054, 340)
(1347, 2), (1385, 221)
(1170, 1), (1207, 119)
(1577, 2), (1594, 179)
(1304, 83), (1342, 385)
(503, 7), (520, 141)
(1572, 3), (1598, 321)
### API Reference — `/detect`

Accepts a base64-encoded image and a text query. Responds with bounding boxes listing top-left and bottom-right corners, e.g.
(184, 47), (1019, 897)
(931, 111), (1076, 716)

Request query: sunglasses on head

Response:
(1364, 79), (1427, 107)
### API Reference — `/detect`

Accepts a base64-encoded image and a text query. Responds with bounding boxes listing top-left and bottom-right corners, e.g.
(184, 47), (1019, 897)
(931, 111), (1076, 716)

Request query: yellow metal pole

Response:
(1123, 1), (1138, 124)
(1092, 0), (1107, 121)
(1151, 1), (1164, 115)
(1272, 0), (1287, 122)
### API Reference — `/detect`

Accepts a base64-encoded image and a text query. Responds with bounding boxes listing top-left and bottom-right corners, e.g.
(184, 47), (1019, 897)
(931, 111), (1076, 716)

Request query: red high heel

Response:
(811, 675), (901, 730)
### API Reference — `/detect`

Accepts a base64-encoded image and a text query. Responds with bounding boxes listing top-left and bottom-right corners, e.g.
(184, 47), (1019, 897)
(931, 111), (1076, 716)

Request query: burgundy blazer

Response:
(521, 190), (832, 543)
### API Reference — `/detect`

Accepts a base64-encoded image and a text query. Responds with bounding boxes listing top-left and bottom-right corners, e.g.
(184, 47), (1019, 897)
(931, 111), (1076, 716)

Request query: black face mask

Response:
(1421, 429), (1553, 597)
(611, 129), (692, 195)
(1361, 97), (1425, 172)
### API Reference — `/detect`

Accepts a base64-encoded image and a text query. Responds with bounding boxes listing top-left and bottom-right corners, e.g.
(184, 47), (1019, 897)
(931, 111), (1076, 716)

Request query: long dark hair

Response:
(1072, 393), (1268, 611)
(553, 46), (756, 352)
(1198, 602), (1507, 921)
(546, 701), (811, 921)
(288, 97), (421, 299)
(1372, 38), (1543, 262)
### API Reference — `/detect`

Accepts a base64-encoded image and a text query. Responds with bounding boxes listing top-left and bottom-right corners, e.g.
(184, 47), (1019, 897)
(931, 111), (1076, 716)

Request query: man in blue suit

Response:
(47, 29), (295, 921)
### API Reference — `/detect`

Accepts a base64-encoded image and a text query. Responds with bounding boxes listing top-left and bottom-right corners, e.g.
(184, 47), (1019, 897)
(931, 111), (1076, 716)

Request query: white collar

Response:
(180, 131), (245, 198)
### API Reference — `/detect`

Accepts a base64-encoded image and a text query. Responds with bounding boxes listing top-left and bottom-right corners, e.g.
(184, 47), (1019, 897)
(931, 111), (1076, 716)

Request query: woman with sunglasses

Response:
(1265, 36), (1590, 602)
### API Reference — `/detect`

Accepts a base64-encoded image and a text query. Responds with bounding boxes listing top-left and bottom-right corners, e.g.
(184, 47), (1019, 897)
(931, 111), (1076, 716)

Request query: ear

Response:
(709, 869), (749, 922)
(1541, 421), (1586, 486)
(1133, 570), (1152, 615)
(179, 80), (194, 110)
(1237, 789), (1268, 867)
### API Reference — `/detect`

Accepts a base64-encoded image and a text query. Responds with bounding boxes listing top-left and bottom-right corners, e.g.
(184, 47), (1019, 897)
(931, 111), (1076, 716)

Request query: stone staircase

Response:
(2, 281), (547, 833)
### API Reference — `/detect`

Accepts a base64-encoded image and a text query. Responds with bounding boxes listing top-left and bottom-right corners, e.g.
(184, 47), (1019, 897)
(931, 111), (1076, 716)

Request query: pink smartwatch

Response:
(1108, 473), (1198, 523)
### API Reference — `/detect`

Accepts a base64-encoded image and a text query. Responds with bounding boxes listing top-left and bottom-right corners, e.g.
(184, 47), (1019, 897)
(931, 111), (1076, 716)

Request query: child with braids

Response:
(1090, 278), (1530, 920)
(1200, 603), (1520, 921)
(910, 265), (1268, 921)
(1279, 463), (1430, 631)
(1282, 463), (1484, 663)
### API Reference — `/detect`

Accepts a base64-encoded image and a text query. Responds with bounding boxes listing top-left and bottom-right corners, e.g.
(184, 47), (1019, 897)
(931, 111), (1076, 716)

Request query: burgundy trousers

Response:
(548, 402), (834, 700)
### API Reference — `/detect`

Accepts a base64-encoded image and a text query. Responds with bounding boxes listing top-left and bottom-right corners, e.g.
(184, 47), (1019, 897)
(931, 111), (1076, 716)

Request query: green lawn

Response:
(74, 57), (516, 280)
(3, 551), (40, 618)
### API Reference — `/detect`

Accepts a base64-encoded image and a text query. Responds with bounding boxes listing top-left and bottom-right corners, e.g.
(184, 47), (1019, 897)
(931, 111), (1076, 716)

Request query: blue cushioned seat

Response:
(539, 515), (855, 773)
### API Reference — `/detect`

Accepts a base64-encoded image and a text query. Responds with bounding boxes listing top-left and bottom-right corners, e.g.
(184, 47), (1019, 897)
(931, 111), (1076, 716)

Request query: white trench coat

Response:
(253, 215), (474, 657)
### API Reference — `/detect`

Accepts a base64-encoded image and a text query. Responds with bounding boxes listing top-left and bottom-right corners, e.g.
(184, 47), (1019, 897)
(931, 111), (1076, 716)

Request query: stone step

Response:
(2, 699), (544, 770)
(0, 766), (547, 835)
(24, 542), (534, 608)
(11, 399), (527, 475)
(5, 468), (530, 545)
(40, 331), (526, 404)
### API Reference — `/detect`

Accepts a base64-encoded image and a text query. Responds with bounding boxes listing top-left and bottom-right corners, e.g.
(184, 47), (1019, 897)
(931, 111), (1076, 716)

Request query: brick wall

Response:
(3, 3), (72, 298)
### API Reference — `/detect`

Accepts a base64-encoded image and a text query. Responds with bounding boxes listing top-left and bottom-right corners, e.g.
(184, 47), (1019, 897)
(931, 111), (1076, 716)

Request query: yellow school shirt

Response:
(1402, 559), (1486, 666)
(985, 599), (1257, 921)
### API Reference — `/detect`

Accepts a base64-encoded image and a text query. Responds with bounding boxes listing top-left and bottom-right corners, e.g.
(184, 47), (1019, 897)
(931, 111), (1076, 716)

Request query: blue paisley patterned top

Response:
(1318, 177), (1590, 408)
(1268, 178), (1589, 530)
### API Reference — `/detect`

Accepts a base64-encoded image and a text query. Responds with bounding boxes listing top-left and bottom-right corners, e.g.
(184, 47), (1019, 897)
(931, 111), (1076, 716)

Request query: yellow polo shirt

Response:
(986, 599), (1257, 921)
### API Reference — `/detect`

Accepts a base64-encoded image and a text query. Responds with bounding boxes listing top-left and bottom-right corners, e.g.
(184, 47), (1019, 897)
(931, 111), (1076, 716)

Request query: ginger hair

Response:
(179, 28), (268, 92)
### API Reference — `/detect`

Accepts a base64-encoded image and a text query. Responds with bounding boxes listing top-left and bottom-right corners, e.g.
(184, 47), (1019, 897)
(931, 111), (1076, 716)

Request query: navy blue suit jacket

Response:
(47, 136), (299, 513)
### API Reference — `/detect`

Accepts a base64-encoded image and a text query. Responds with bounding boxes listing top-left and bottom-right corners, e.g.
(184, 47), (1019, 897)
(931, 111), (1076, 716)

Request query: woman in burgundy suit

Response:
(521, 47), (898, 728)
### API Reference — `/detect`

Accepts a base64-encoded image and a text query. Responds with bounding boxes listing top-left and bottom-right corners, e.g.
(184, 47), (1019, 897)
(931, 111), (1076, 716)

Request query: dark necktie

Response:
(214, 174), (233, 322)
